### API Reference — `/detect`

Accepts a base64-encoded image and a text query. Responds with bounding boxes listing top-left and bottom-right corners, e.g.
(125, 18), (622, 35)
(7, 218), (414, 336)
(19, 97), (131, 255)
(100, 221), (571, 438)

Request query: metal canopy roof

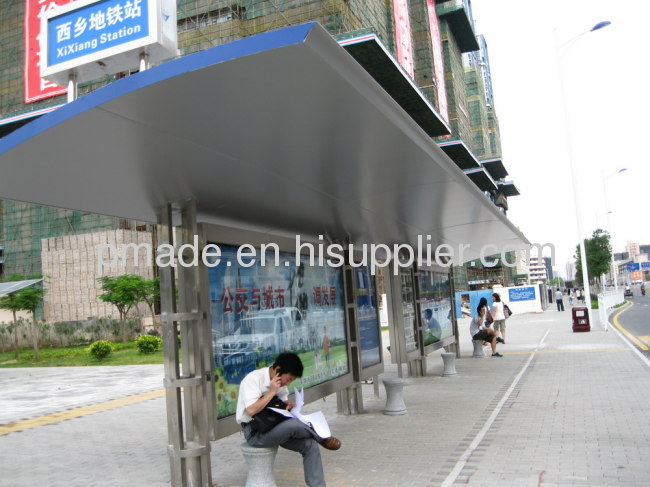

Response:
(498, 182), (521, 197)
(0, 105), (64, 138)
(438, 140), (481, 170)
(0, 279), (43, 296)
(480, 158), (508, 180)
(0, 23), (528, 261)
(337, 32), (451, 137)
(463, 167), (497, 193)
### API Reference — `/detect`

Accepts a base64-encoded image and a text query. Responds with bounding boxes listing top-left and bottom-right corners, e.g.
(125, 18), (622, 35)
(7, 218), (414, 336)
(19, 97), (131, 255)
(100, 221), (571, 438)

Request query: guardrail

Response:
(597, 289), (625, 330)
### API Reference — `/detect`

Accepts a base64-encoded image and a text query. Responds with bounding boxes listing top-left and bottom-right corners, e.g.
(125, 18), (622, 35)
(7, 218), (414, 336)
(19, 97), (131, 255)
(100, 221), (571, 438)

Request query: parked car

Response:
(213, 308), (304, 366)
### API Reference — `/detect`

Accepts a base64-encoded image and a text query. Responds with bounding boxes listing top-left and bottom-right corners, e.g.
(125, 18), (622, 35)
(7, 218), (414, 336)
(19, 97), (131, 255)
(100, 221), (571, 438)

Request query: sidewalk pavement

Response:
(1, 304), (650, 486)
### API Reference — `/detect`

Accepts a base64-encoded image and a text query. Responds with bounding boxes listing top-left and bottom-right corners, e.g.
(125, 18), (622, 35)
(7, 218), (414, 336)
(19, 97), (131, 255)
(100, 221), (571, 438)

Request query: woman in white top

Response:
(491, 293), (507, 344)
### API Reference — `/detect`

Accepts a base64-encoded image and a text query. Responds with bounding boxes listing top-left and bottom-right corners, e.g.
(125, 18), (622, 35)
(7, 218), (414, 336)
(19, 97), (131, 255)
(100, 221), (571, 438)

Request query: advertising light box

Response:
(208, 244), (349, 419)
(355, 267), (381, 368)
(418, 269), (453, 346)
(41, 0), (177, 85)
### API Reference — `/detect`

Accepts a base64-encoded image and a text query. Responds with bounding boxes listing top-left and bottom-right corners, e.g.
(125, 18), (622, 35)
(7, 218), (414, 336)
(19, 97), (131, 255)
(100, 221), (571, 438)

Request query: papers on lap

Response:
(269, 388), (331, 439)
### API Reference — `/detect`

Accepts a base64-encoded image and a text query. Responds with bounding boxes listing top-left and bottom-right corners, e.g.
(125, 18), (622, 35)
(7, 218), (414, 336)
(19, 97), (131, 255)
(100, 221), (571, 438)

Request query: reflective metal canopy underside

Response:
(0, 23), (528, 261)
(0, 279), (43, 296)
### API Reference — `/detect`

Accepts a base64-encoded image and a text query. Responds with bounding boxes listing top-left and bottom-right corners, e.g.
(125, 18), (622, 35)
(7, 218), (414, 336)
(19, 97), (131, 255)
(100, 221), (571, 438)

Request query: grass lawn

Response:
(0, 341), (164, 368)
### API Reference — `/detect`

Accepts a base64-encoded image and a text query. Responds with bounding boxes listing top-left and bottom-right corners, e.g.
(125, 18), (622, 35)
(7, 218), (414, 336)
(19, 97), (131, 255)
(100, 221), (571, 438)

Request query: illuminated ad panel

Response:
(418, 269), (453, 346)
(355, 267), (381, 368)
(426, 0), (449, 122)
(24, 0), (73, 103)
(208, 245), (348, 419)
(40, 0), (177, 86)
(392, 0), (414, 78)
(400, 270), (419, 353)
(46, 0), (151, 67)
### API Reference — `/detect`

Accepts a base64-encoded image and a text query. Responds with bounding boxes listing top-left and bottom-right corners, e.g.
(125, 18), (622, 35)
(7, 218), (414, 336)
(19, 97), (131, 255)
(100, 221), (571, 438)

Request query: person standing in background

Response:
(555, 289), (565, 311)
(491, 293), (507, 344)
(321, 326), (331, 369)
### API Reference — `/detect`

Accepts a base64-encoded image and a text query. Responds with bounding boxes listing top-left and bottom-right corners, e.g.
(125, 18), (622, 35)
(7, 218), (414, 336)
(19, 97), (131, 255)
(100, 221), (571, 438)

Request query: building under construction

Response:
(0, 0), (519, 307)
(0, 3), (531, 483)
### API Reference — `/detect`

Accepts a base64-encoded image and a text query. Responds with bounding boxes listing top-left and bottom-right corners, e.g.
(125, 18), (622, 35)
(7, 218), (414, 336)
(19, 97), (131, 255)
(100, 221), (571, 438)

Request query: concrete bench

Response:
(241, 443), (278, 487)
(441, 352), (457, 376)
(472, 339), (486, 358)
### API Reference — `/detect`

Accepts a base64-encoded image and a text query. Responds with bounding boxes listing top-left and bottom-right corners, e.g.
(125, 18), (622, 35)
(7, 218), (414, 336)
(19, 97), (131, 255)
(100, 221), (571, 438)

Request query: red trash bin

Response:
(572, 307), (590, 332)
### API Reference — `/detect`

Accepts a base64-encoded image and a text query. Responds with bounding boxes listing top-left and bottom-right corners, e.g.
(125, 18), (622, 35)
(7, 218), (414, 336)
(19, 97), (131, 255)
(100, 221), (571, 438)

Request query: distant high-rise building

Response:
(468, 34), (494, 108)
(543, 257), (553, 282)
(626, 241), (640, 259)
(565, 261), (576, 281)
(527, 255), (548, 285)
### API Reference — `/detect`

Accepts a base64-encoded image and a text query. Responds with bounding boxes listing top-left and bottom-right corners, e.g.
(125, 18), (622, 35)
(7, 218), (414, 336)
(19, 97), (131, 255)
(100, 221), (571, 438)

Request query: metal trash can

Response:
(572, 307), (590, 332)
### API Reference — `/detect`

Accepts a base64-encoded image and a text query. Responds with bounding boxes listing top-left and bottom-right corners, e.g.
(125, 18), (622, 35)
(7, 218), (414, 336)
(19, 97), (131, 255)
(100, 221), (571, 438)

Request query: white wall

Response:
(0, 309), (30, 323)
(498, 284), (543, 314)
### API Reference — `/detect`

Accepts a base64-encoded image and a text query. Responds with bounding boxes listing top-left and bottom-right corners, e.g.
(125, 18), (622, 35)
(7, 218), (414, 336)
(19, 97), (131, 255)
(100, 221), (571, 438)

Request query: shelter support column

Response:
(410, 265), (426, 378)
(159, 201), (214, 487)
(337, 240), (363, 414)
(448, 266), (461, 358)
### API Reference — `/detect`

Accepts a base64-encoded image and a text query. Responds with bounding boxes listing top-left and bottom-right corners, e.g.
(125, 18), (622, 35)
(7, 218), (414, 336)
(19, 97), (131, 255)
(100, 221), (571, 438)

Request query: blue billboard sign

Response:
(508, 286), (536, 302)
(642, 262), (650, 269)
(47, 0), (149, 67)
(627, 263), (640, 271)
(41, 0), (177, 86)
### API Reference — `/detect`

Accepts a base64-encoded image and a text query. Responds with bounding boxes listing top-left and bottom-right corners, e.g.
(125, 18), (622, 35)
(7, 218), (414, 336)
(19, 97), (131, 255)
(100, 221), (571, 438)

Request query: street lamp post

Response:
(602, 167), (627, 291)
(557, 20), (611, 323)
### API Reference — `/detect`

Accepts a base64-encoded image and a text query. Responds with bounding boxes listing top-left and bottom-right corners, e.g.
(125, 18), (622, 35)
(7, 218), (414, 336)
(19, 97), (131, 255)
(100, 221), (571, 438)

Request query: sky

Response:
(470, 0), (650, 278)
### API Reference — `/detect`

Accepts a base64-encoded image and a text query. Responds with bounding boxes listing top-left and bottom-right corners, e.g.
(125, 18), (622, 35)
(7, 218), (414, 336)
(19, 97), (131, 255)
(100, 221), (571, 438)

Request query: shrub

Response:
(89, 340), (113, 360)
(135, 334), (162, 354)
(53, 321), (76, 347)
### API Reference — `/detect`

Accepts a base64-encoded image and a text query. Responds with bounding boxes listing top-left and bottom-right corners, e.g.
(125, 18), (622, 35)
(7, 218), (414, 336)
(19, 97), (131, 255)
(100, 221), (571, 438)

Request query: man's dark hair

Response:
(273, 352), (304, 377)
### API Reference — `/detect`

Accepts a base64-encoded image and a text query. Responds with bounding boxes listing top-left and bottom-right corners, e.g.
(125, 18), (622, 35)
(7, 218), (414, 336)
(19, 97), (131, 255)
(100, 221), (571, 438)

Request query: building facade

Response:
(527, 255), (549, 285)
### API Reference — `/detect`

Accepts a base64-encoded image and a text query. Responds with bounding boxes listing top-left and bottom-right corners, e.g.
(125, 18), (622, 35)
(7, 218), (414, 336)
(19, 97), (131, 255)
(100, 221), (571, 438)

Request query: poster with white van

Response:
(208, 244), (348, 418)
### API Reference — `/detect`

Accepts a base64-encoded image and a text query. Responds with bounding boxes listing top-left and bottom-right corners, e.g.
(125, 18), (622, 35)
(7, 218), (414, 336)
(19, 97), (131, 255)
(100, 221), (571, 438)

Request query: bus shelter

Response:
(0, 23), (528, 487)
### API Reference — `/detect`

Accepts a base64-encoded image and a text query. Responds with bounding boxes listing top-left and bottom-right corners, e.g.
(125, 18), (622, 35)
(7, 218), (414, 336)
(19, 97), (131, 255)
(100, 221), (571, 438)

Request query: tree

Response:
(0, 275), (44, 359)
(98, 275), (148, 342)
(550, 277), (565, 288)
(15, 287), (45, 361)
(0, 292), (22, 359)
(574, 229), (612, 287)
(141, 277), (160, 329)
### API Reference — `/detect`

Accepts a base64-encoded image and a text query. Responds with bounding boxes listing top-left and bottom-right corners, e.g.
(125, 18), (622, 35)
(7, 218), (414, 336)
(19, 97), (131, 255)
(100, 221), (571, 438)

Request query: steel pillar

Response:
(158, 201), (214, 487)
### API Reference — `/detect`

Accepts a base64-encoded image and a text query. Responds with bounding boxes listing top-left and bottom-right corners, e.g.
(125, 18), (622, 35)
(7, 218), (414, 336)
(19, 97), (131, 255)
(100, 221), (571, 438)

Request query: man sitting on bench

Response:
(237, 352), (341, 487)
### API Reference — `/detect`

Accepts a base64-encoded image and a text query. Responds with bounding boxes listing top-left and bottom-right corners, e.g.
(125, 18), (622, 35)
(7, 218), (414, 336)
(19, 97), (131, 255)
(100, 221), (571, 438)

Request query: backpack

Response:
(503, 304), (512, 319)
